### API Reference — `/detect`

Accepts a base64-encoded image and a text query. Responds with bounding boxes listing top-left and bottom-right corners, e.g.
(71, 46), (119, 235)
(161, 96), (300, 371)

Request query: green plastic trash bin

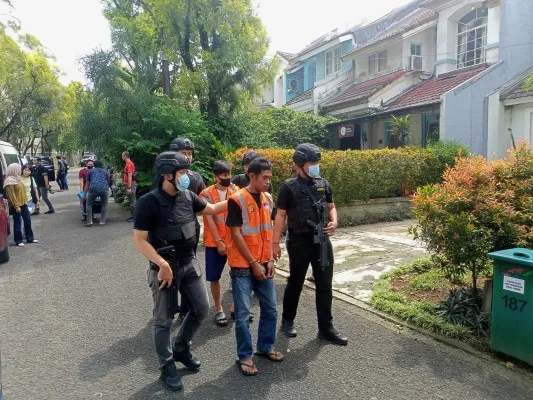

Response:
(489, 248), (533, 365)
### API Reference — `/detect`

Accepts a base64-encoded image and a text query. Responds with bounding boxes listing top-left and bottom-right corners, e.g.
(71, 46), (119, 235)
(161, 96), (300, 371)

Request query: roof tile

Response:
(286, 88), (313, 106)
(324, 70), (406, 108)
(383, 65), (487, 113)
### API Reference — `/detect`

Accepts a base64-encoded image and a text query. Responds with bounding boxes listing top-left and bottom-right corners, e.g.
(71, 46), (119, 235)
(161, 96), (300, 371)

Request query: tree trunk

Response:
(472, 266), (478, 299)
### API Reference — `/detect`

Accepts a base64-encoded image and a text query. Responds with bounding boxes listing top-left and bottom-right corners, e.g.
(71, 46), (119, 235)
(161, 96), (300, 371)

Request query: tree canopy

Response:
(0, 23), (78, 155)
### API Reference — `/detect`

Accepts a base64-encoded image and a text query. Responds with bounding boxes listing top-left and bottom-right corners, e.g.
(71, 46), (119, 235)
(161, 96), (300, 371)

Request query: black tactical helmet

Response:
(242, 151), (261, 166)
(170, 137), (195, 151)
(293, 143), (321, 166)
(155, 151), (190, 175)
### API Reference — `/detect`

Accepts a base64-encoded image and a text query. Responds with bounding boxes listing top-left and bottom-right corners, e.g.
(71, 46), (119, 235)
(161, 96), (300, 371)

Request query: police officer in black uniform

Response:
(272, 143), (348, 346)
(231, 150), (273, 193)
(133, 151), (228, 391)
(151, 138), (206, 319)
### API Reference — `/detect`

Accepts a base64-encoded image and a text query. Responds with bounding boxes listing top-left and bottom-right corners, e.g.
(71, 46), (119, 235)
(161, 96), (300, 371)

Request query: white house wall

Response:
(433, 0), (491, 76)
(354, 42), (403, 79)
(441, 0), (533, 157)
(486, 5), (501, 63)
(486, 91), (506, 159)
(401, 28), (437, 73)
(505, 103), (533, 150)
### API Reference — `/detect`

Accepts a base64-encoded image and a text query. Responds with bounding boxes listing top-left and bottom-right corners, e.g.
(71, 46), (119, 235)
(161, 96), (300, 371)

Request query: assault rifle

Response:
(306, 199), (329, 270)
(156, 245), (180, 318)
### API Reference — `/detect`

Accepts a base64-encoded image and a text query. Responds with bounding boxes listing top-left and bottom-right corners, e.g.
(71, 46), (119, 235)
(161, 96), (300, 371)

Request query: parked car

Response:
(0, 141), (22, 178)
(0, 141), (17, 264)
(80, 154), (96, 166)
(38, 156), (56, 182)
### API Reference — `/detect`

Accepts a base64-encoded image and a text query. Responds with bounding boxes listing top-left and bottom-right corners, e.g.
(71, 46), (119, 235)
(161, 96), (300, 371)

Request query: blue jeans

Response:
(62, 173), (68, 190)
(231, 268), (278, 361)
(87, 190), (109, 223)
(13, 205), (34, 244)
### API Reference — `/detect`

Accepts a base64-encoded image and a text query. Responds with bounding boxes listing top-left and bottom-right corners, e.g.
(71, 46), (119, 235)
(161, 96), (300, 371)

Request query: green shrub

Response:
(371, 276), (472, 340)
(227, 147), (443, 205)
(411, 144), (533, 296)
(426, 140), (469, 170)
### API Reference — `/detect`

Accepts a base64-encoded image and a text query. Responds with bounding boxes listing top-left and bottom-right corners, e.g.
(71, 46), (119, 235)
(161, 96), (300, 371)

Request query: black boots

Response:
(282, 319), (297, 338)
(318, 327), (348, 346)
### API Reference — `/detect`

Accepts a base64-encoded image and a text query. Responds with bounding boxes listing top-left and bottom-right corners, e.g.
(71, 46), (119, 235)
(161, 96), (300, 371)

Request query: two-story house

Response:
(279, 0), (430, 114)
(327, 0), (533, 156)
(282, 28), (357, 113)
(323, 2), (438, 150)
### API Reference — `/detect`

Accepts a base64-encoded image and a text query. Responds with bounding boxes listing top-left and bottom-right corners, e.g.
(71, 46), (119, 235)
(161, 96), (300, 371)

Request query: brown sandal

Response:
(254, 350), (284, 362)
(236, 360), (258, 376)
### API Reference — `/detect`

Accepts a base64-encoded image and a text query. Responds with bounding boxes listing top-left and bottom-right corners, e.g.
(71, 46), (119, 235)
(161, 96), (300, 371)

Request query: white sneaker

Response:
(29, 240), (39, 243)
(16, 243), (25, 247)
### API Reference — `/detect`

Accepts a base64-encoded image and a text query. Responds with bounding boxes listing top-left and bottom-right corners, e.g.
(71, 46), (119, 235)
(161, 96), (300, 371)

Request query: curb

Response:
(275, 268), (533, 378)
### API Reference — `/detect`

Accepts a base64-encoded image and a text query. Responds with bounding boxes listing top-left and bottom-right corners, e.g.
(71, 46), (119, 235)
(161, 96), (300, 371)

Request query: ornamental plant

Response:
(411, 144), (533, 296)
(227, 147), (444, 205)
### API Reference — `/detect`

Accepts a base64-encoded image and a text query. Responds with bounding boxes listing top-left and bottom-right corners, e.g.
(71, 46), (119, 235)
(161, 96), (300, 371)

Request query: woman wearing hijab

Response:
(21, 164), (40, 214)
(4, 163), (38, 246)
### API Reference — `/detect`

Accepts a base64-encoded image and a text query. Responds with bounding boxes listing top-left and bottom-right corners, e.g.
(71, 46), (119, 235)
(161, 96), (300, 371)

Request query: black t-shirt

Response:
(33, 165), (48, 188)
(226, 191), (263, 227)
(276, 176), (334, 211)
(134, 189), (207, 251)
(231, 174), (273, 194)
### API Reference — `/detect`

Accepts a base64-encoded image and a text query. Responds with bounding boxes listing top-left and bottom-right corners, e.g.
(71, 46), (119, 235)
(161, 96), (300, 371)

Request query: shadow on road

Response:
(129, 338), (323, 400)
(79, 321), (156, 381)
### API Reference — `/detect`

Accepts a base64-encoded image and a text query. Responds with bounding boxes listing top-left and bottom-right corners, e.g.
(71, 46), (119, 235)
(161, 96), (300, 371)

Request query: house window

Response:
(457, 7), (488, 69)
(368, 50), (388, 75)
(326, 46), (342, 76)
(410, 44), (422, 56)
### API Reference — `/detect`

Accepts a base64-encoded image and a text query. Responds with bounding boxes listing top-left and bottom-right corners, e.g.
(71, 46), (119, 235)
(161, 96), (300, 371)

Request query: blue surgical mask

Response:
(308, 164), (320, 178)
(176, 173), (190, 192)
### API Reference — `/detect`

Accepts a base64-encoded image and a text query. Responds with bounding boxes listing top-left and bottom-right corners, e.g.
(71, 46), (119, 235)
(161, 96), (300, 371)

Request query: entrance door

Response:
(340, 124), (361, 150)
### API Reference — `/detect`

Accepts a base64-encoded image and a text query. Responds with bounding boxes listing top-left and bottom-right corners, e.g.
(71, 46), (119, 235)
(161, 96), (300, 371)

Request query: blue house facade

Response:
(285, 36), (354, 105)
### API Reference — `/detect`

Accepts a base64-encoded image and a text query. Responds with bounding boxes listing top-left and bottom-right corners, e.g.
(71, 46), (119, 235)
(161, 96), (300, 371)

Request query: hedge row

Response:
(227, 147), (445, 206)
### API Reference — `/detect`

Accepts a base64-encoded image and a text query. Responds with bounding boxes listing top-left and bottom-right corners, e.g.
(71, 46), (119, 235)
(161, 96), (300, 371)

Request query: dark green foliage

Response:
(435, 288), (491, 338)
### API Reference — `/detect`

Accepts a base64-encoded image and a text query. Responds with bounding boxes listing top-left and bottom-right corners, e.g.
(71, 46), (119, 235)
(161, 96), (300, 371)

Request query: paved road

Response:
(1, 180), (533, 399)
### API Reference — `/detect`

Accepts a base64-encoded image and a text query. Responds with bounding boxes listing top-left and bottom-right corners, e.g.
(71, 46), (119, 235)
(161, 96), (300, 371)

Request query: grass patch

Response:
(371, 258), (488, 345)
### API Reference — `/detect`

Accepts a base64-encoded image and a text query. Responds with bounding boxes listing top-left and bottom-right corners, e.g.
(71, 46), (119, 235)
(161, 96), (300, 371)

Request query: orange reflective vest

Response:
(227, 189), (274, 268)
(200, 184), (238, 247)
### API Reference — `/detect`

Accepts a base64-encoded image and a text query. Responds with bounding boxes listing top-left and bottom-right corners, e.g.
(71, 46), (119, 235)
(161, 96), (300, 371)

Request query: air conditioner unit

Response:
(410, 56), (423, 71)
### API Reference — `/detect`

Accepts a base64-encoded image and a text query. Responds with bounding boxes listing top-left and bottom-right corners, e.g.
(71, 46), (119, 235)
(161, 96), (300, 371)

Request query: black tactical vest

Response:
(285, 177), (329, 235)
(149, 189), (197, 249)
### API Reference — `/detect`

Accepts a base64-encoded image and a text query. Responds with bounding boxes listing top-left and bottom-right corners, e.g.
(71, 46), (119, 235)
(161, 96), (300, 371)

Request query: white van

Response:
(0, 141), (22, 177)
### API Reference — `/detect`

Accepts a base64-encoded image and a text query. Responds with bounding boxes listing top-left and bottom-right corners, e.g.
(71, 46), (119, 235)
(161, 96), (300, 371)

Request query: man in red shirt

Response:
(79, 159), (94, 222)
(122, 151), (136, 222)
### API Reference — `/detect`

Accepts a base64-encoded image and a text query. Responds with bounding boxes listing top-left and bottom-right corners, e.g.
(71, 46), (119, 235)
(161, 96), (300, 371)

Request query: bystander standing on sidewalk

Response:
(4, 163), (38, 246)
(56, 155), (65, 191)
(79, 160), (94, 221)
(21, 164), (39, 215)
(32, 157), (55, 214)
(61, 156), (69, 190)
(122, 151), (136, 223)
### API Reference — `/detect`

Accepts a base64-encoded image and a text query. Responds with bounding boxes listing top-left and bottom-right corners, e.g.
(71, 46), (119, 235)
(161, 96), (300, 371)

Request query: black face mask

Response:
(219, 178), (231, 187)
(87, 166), (94, 169)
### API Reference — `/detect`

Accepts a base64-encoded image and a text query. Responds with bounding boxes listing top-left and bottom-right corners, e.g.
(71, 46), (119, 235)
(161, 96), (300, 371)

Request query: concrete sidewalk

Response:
(276, 220), (427, 302)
